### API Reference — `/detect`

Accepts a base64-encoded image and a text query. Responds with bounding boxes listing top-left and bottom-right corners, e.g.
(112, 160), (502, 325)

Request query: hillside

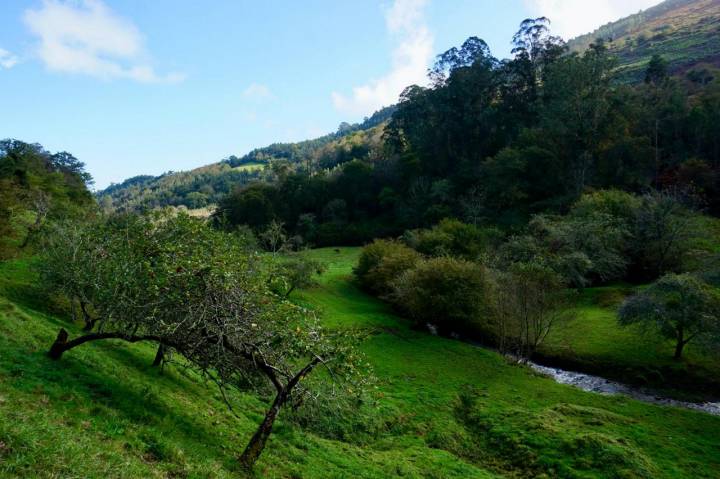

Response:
(99, 2), (720, 213)
(2, 251), (720, 478)
(568, 0), (720, 81)
(97, 107), (394, 213)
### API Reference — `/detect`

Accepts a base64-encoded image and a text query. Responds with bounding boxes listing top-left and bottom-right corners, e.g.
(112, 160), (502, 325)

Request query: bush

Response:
(570, 189), (640, 226)
(354, 239), (421, 295)
(498, 233), (593, 288)
(402, 218), (503, 260)
(390, 257), (491, 335)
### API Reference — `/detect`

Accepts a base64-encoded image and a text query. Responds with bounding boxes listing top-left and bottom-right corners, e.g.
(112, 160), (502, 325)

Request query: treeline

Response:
(215, 18), (720, 245)
(0, 139), (94, 258)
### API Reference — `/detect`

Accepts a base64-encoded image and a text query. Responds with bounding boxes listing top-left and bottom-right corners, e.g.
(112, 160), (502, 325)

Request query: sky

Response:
(0, 0), (660, 189)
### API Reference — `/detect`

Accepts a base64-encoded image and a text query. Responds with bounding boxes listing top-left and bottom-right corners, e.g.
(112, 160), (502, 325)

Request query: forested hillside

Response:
(0, 140), (95, 258)
(216, 19), (720, 246)
(97, 106), (395, 212)
(101, 0), (720, 214)
(568, 0), (720, 81)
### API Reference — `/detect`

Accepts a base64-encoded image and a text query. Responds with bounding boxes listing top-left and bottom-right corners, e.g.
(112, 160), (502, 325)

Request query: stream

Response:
(526, 361), (720, 416)
(428, 324), (720, 416)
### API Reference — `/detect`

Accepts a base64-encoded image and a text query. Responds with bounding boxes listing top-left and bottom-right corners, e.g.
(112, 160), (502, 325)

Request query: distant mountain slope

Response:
(568, 0), (720, 81)
(98, 106), (395, 212)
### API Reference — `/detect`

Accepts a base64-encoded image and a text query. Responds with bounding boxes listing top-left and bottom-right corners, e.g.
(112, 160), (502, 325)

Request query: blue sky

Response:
(0, 0), (659, 189)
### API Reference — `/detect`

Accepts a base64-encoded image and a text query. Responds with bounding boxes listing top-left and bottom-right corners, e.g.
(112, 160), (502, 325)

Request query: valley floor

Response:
(0, 250), (719, 478)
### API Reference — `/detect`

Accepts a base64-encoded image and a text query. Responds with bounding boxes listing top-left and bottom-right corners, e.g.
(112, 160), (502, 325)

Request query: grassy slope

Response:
(567, 0), (720, 82)
(1, 250), (719, 477)
(232, 163), (265, 172)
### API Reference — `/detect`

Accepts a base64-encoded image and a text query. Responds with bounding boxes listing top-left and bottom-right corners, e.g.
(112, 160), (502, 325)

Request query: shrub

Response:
(354, 239), (421, 295)
(570, 189), (640, 226)
(391, 257), (491, 335)
(402, 218), (503, 260)
(498, 233), (593, 288)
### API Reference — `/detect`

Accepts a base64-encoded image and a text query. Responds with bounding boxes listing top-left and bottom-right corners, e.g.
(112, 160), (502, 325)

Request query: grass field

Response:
(232, 162), (265, 172)
(0, 249), (719, 478)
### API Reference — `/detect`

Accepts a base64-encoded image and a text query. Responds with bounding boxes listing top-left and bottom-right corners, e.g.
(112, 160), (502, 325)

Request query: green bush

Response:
(402, 219), (503, 260)
(391, 257), (491, 335)
(354, 239), (421, 295)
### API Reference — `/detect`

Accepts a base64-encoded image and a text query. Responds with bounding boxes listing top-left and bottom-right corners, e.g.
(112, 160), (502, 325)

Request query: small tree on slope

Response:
(619, 273), (720, 359)
(41, 212), (370, 470)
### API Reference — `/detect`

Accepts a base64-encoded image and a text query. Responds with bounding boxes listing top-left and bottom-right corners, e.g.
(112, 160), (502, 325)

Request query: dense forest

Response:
(215, 18), (720, 247)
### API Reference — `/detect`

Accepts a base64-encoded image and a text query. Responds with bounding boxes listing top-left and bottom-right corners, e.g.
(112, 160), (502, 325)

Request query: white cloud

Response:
(242, 83), (274, 101)
(0, 48), (19, 69)
(332, 0), (433, 117)
(23, 0), (184, 83)
(524, 0), (661, 40)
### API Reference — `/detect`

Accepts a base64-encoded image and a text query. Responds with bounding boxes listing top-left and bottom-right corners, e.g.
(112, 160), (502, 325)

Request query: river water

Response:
(527, 361), (720, 416)
(426, 323), (720, 416)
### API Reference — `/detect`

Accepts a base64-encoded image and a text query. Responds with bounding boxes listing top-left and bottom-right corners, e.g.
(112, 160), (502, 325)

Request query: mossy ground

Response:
(0, 249), (718, 478)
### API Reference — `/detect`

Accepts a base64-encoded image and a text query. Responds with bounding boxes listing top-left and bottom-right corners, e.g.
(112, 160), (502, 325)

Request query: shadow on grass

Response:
(0, 321), (257, 475)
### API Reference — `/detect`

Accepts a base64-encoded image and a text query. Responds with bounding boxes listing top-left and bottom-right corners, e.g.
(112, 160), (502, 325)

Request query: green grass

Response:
(232, 162), (265, 172)
(1, 249), (719, 477)
(539, 283), (720, 398)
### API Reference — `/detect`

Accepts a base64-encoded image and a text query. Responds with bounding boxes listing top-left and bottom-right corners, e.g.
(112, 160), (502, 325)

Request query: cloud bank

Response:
(524, 0), (661, 40)
(332, 0), (433, 117)
(24, 0), (184, 83)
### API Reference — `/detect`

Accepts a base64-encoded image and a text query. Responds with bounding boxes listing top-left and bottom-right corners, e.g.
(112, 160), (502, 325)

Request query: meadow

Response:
(0, 249), (719, 478)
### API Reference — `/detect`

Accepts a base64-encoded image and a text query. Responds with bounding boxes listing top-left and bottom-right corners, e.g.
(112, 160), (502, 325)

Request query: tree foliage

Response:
(0, 139), (94, 257)
(40, 212), (370, 469)
(619, 273), (720, 359)
(390, 257), (491, 335)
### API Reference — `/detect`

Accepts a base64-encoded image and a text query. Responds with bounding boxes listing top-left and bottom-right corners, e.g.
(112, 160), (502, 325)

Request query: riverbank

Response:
(539, 285), (720, 401)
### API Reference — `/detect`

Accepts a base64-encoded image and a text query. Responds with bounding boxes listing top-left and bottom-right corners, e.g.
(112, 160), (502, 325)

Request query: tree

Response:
(644, 54), (668, 85)
(270, 255), (327, 298)
(529, 211), (630, 284)
(619, 274), (720, 359)
(260, 220), (288, 253)
(0, 139), (94, 258)
(41, 212), (370, 470)
(490, 262), (574, 358)
(630, 190), (697, 280)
